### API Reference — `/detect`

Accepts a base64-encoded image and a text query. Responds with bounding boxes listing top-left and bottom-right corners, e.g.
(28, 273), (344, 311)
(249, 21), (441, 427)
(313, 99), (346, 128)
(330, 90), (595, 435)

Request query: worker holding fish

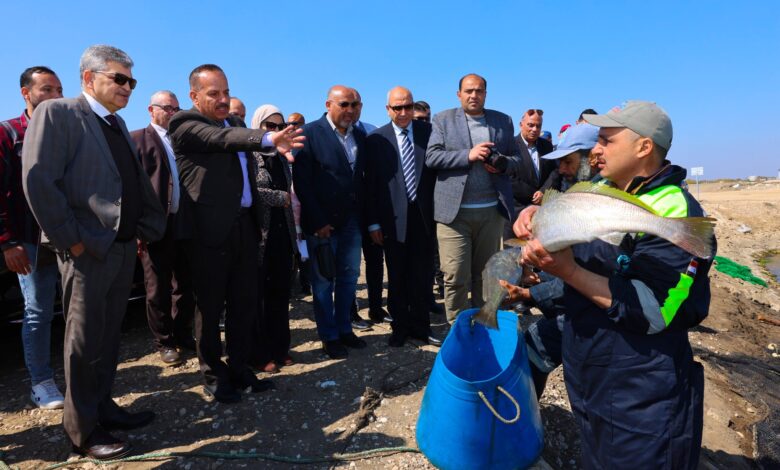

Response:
(509, 101), (716, 469)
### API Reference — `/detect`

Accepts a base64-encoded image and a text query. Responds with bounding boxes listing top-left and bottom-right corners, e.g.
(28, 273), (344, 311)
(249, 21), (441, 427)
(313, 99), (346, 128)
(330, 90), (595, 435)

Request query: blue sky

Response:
(1, 1), (778, 179)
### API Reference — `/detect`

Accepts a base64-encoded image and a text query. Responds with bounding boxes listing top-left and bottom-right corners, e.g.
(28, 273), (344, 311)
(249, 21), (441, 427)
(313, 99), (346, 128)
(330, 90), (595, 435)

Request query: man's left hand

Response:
(484, 162), (500, 174)
(271, 127), (305, 161)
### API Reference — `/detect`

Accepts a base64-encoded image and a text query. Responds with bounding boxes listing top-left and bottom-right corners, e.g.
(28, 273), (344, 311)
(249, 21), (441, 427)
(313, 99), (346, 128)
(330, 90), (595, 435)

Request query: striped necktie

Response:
(400, 128), (417, 202)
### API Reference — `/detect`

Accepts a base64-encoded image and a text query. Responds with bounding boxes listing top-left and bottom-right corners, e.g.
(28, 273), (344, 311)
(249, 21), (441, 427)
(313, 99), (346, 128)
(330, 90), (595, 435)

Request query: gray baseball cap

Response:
(583, 100), (672, 150)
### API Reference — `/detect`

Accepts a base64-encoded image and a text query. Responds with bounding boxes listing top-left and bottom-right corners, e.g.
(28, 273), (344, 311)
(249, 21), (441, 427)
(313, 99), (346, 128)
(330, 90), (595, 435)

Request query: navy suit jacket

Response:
(511, 134), (555, 212)
(293, 115), (367, 235)
(363, 120), (434, 243)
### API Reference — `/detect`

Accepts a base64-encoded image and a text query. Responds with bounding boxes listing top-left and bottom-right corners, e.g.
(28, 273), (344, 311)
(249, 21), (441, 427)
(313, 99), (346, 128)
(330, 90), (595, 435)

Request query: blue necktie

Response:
(400, 129), (417, 202)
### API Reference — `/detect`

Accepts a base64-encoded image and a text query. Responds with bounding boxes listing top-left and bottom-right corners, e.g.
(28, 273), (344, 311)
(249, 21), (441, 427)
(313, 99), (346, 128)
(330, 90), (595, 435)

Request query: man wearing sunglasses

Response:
(23, 44), (167, 460)
(293, 85), (369, 360)
(168, 64), (304, 404)
(425, 73), (522, 322)
(130, 91), (195, 367)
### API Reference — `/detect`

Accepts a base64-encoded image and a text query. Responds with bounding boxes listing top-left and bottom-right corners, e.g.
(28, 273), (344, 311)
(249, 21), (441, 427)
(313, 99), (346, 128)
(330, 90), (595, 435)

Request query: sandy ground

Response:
(1, 180), (779, 469)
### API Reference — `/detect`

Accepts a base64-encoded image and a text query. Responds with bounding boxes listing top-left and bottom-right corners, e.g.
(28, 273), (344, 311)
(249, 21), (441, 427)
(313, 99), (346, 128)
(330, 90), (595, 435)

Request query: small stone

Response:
(301, 422), (309, 429)
(212, 421), (220, 430)
(179, 408), (187, 417)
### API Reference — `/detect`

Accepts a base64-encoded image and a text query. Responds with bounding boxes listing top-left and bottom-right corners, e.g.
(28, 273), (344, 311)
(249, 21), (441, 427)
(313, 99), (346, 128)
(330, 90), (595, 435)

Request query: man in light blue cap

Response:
(539, 123), (599, 192)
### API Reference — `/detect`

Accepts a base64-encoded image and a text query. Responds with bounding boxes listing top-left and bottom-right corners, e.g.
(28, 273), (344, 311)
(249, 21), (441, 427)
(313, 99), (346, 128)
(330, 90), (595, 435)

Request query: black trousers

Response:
(139, 214), (194, 350)
(361, 233), (385, 310)
(189, 211), (258, 385)
(253, 224), (294, 364)
(385, 202), (434, 338)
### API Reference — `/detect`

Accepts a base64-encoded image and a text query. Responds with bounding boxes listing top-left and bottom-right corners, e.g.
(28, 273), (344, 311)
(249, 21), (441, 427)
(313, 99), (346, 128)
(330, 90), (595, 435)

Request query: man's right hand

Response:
(513, 205), (539, 240)
(69, 242), (85, 258)
(2, 245), (32, 275)
(468, 142), (494, 162)
(315, 224), (333, 238)
(369, 229), (383, 246)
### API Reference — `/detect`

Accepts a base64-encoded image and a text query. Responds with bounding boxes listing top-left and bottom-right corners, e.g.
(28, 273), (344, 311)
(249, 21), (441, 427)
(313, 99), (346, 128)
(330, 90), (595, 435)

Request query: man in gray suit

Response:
(23, 45), (166, 460)
(425, 73), (521, 321)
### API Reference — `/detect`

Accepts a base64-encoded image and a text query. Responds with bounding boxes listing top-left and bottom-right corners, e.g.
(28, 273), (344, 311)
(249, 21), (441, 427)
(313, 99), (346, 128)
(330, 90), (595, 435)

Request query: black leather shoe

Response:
(323, 340), (348, 359)
(204, 381), (241, 403)
(159, 347), (182, 365)
(72, 427), (132, 460)
(340, 332), (367, 349)
(429, 302), (445, 315)
(99, 408), (155, 431)
(369, 308), (392, 323)
(426, 335), (443, 347)
(232, 370), (275, 393)
(388, 333), (407, 347)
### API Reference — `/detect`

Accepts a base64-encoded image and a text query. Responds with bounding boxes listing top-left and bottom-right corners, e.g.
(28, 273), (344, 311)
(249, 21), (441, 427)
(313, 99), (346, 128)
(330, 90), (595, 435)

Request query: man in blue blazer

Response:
(425, 74), (522, 321)
(364, 86), (441, 347)
(293, 85), (368, 359)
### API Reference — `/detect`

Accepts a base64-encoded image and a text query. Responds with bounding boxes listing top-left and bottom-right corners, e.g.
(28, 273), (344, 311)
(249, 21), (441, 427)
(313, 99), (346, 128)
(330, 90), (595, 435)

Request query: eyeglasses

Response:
(414, 116), (429, 122)
(264, 122), (288, 131)
(526, 109), (544, 117)
(94, 71), (137, 90)
(151, 104), (181, 113)
(389, 104), (414, 112)
(335, 101), (362, 109)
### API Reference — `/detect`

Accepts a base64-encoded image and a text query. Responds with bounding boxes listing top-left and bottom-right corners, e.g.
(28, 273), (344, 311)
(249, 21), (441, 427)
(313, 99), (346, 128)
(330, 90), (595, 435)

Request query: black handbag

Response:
(315, 240), (336, 280)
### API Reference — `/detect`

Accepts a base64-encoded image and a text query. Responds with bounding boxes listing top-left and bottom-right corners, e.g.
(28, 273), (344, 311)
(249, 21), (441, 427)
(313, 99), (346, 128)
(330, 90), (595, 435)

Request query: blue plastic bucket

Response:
(416, 309), (544, 469)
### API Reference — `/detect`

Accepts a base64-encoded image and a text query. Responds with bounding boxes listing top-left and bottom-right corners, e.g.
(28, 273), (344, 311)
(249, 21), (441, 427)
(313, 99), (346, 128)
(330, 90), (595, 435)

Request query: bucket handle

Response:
(477, 386), (521, 424)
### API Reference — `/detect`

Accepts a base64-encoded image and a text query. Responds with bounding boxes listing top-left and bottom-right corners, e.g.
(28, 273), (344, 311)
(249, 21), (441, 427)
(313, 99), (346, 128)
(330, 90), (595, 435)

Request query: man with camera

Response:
(425, 73), (521, 321)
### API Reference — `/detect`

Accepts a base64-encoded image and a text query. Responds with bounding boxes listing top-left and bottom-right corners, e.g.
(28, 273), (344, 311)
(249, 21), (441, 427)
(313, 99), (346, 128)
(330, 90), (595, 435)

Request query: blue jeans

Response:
(306, 216), (362, 341)
(18, 243), (59, 385)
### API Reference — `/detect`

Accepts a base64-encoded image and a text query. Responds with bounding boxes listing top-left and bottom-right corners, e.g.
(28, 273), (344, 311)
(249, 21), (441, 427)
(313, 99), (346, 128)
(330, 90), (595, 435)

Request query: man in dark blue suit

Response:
(293, 85), (368, 359)
(364, 87), (441, 347)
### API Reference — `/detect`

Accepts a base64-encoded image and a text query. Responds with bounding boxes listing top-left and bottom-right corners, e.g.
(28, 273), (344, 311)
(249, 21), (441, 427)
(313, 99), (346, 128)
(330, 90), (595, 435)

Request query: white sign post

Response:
(691, 166), (704, 199)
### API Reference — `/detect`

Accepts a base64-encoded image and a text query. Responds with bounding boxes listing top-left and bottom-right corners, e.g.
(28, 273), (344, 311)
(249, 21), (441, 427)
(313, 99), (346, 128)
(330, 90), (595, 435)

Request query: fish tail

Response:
(473, 306), (498, 329)
(667, 217), (716, 258)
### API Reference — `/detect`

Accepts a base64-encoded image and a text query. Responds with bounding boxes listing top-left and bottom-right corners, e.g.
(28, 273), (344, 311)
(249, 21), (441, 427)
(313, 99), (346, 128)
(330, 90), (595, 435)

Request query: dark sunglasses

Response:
(389, 104), (414, 112)
(151, 104), (181, 113)
(336, 101), (362, 109)
(526, 109), (544, 117)
(287, 121), (303, 127)
(95, 71), (137, 90)
(264, 122), (288, 131)
(414, 116), (429, 122)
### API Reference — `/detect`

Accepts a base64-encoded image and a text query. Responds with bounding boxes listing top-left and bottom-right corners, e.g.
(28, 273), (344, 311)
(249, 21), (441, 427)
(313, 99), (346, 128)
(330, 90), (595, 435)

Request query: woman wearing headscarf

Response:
(250, 105), (298, 373)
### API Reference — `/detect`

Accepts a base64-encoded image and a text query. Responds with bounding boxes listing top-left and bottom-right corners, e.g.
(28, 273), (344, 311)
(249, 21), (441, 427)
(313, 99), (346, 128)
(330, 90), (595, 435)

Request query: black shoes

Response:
(232, 370), (275, 393)
(323, 340), (348, 359)
(204, 381), (241, 404)
(159, 347), (182, 365)
(72, 426), (132, 460)
(340, 332), (367, 349)
(99, 408), (155, 431)
(177, 336), (197, 352)
(426, 335), (443, 347)
(369, 308), (393, 323)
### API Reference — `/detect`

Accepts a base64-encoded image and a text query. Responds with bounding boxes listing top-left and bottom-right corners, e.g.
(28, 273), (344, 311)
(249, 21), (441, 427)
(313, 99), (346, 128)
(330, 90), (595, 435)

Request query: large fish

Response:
(473, 182), (715, 329)
(473, 247), (524, 329)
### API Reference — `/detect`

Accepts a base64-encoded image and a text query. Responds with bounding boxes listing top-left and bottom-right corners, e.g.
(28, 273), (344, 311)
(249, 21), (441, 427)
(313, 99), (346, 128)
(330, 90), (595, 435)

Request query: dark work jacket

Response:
(511, 135), (554, 212)
(363, 120), (435, 243)
(168, 109), (266, 247)
(292, 115), (367, 235)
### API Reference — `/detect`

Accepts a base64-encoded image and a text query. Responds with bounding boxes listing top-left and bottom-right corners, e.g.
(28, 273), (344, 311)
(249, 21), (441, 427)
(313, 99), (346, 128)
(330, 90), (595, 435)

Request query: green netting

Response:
(713, 256), (768, 287)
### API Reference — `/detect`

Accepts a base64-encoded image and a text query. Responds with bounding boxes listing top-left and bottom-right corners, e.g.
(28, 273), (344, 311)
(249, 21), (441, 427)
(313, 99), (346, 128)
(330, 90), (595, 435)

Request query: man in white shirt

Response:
(131, 91), (195, 367)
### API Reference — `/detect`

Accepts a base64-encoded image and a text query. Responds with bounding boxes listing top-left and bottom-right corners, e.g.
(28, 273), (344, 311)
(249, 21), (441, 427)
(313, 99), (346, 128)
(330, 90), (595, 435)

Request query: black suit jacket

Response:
(364, 121), (434, 243)
(292, 115), (367, 235)
(168, 109), (265, 246)
(131, 125), (174, 214)
(511, 134), (555, 211)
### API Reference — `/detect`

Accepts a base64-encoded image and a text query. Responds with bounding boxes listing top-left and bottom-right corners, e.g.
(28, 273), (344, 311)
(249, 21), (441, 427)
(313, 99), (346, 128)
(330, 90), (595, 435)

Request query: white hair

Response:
(79, 44), (133, 87)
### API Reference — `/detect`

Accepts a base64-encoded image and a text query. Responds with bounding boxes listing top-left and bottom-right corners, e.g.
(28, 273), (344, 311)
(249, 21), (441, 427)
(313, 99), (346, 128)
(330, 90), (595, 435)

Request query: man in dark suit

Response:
(168, 64), (303, 403)
(506, 109), (554, 242)
(23, 45), (166, 460)
(293, 85), (368, 359)
(131, 90), (194, 366)
(425, 73), (522, 321)
(364, 87), (441, 347)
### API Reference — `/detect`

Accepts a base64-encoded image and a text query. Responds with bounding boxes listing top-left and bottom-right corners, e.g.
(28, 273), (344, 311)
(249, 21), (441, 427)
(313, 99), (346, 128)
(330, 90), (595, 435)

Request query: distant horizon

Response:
(1, 1), (777, 180)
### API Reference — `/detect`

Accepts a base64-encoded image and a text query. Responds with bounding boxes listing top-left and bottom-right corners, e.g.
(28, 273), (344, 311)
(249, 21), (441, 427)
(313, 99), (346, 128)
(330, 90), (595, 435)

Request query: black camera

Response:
(484, 146), (508, 173)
